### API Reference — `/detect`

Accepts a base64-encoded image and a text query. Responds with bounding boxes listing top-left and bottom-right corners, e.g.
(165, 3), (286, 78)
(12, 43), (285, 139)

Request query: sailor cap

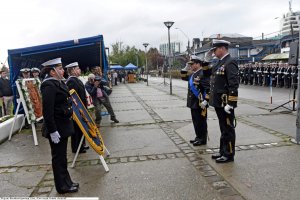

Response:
(65, 62), (79, 68)
(20, 68), (31, 72)
(41, 58), (62, 67)
(31, 68), (40, 72)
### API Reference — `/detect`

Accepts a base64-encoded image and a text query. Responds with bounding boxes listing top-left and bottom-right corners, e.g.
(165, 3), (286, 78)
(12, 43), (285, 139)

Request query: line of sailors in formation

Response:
(239, 62), (298, 88)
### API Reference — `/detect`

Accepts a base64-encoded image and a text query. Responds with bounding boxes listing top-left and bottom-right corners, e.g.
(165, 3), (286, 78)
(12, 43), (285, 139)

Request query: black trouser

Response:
(272, 75), (277, 87)
(244, 75), (248, 85)
(254, 75), (258, 85)
(71, 122), (86, 153)
(258, 74), (263, 86)
(191, 108), (207, 143)
(249, 75), (253, 85)
(49, 137), (74, 192)
(215, 107), (236, 158)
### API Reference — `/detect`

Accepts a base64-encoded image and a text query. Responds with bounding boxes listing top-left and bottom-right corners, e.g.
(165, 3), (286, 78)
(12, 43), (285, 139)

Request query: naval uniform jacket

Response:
(66, 76), (87, 107)
(209, 54), (239, 108)
(41, 77), (74, 138)
(184, 68), (210, 109)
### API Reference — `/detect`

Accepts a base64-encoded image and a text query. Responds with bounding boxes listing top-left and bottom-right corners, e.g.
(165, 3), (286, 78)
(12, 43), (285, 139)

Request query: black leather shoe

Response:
(111, 117), (119, 123)
(83, 146), (90, 150)
(192, 140), (207, 146)
(57, 186), (78, 194)
(189, 139), (197, 144)
(215, 156), (234, 163)
(211, 153), (222, 159)
(79, 149), (86, 154)
(72, 182), (79, 188)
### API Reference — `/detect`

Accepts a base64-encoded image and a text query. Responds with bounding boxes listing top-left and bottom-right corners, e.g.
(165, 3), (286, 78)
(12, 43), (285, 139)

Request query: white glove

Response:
(224, 104), (233, 114)
(50, 131), (61, 144)
(204, 49), (214, 62)
(200, 100), (208, 109)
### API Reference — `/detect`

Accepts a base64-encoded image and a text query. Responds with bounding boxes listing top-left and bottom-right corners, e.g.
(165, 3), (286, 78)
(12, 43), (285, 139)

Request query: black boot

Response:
(111, 117), (119, 123)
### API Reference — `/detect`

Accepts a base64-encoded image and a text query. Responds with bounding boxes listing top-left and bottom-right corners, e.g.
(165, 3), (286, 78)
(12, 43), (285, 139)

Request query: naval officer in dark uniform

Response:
(65, 62), (89, 153)
(209, 39), (239, 163)
(181, 55), (211, 146)
(40, 58), (79, 194)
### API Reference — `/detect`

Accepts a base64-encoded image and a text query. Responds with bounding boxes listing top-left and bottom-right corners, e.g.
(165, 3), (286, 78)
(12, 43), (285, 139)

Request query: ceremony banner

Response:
(70, 89), (105, 155)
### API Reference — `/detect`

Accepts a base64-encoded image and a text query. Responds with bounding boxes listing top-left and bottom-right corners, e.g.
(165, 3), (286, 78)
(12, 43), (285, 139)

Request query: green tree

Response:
(147, 48), (164, 71)
(109, 41), (146, 68)
(109, 41), (165, 72)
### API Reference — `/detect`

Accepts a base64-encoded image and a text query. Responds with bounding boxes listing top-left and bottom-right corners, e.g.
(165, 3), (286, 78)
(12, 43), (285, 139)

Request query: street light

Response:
(135, 53), (139, 68)
(235, 44), (240, 64)
(175, 27), (190, 52)
(105, 47), (110, 75)
(164, 21), (174, 95)
(143, 43), (149, 86)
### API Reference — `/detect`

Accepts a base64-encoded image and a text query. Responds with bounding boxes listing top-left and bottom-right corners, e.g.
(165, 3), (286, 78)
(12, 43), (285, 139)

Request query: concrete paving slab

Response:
(176, 120), (282, 149)
(99, 124), (180, 158)
(110, 101), (144, 111)
(108, 96), (137, 103)
(244, 114), (296, 138)
(235, 103), (270, 116)
(50, 158), (221, 200)
(0, 132), (51, 167)
(145, 100), (186, 110)
(139, 94), (179, 101)
(101, 109), (155, 125)
(0, 131), (81, 167)
(153, 107), (191, 121)
(202, 145), (300, 200)
(0, 168), (45, 196)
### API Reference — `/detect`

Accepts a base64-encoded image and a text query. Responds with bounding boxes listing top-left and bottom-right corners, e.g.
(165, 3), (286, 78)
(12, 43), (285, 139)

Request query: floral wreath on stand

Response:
(18, 78), (43, 123)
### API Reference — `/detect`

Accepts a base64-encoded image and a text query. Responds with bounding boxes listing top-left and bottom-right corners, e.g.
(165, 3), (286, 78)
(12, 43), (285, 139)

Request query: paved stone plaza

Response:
(0, 77), (299, 200)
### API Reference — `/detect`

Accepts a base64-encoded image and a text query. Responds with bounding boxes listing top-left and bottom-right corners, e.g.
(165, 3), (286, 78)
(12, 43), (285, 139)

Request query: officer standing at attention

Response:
(65, 62), (89, 153)
(208, 39), (239, 163)
(181, 55), (211, 146)
(40, 58), (79, 194)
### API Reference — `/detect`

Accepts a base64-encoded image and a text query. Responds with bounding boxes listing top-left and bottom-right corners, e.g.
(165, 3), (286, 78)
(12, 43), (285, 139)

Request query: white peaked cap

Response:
(31, 68), (40, 72)
(41, 58), (62, 67)
(190, 55), (202, 61)
(20, 68), (31, 72)
(212, 39), (231, 46)
(65, 62), (79, 68)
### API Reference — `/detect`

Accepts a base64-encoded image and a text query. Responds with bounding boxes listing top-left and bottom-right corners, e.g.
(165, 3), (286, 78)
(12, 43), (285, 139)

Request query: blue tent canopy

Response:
(110, 65), (123, 70)
(8, 35), (108, 110)
(124, 63), (138, 70)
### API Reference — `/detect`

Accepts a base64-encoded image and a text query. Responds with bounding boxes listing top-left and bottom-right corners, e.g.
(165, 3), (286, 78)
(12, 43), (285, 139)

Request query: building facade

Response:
(280, 2), (300, 36)
(159, 42), (182, 56)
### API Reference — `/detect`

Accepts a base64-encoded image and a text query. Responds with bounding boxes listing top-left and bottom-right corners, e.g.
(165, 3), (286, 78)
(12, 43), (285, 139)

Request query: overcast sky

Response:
(0, 0), (299, 64)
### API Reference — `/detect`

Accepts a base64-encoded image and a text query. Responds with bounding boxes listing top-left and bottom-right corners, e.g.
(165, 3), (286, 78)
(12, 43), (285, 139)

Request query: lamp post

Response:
(164, 21), (174, 95)
(235, 44), (240, 64)
(135, 53), (139, 68)
(105, 47), (110, 76)
(175, 27), (190, 52)
(295, 23), (300, 144)
(143, 43), (149, 86)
